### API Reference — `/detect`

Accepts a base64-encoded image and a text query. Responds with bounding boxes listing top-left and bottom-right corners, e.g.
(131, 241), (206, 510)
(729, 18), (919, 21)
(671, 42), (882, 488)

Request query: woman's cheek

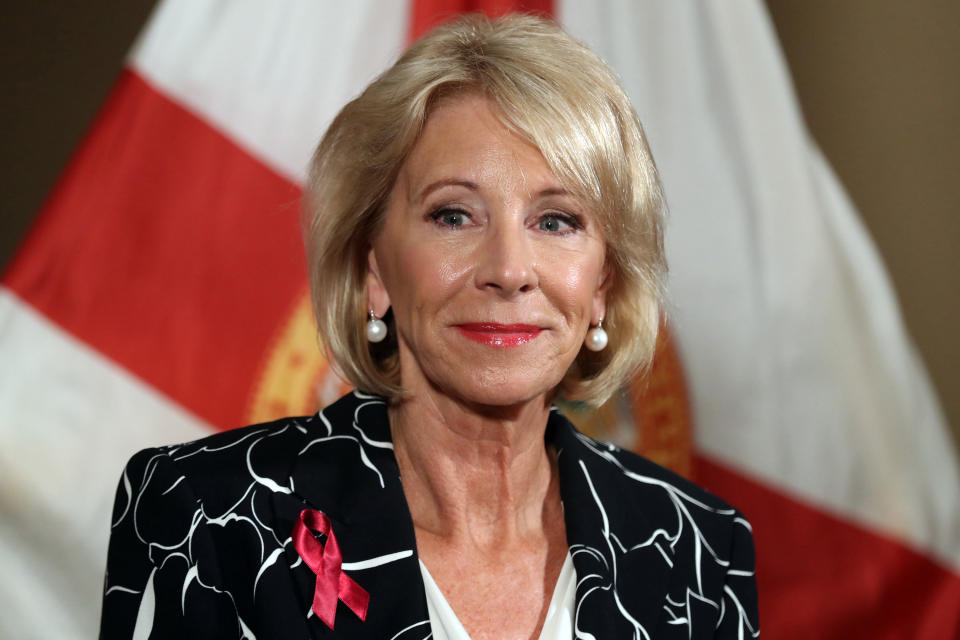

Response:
(437, 257), (471, 286)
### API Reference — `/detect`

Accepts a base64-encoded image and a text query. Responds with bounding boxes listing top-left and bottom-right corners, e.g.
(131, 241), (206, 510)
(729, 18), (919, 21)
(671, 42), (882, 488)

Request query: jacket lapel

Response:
(550, 410), (676, 638)
(268, 393), (431, 638)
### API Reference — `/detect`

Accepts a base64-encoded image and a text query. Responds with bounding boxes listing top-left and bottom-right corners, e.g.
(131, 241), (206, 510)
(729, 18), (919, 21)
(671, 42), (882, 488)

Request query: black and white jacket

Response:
(101, 391), (759, 639)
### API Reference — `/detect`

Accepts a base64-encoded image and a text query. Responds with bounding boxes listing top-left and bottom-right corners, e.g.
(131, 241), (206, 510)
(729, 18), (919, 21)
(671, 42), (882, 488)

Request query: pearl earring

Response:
(584, 319), (608, 352)
(366, 310), (387, 343)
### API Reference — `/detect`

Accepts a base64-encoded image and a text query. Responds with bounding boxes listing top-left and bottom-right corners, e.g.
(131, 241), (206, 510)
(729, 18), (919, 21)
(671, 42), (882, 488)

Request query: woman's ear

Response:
(366, 247), (391, 316)
(591, 293), (607, 327)
(592, 261), (613, 324)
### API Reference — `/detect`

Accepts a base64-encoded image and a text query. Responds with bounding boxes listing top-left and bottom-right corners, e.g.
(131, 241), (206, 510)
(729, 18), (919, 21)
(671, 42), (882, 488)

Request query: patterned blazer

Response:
(100, 391), (759, 639)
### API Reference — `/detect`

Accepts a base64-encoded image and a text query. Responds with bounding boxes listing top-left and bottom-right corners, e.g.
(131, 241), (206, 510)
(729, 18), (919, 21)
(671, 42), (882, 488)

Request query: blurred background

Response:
(3, 1), (957, 447)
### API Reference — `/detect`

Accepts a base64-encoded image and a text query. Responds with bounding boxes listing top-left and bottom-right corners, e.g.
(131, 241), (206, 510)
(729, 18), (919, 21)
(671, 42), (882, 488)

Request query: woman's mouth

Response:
(454, 323), (543, 347)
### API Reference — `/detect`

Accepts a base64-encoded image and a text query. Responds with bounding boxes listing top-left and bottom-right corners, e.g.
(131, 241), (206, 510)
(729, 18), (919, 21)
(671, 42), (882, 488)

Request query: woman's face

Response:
(368, 94), (608, 407)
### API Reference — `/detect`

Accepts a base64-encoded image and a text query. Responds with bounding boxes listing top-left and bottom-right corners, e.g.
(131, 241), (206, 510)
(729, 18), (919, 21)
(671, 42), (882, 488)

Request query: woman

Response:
(101, 14), (758, 640)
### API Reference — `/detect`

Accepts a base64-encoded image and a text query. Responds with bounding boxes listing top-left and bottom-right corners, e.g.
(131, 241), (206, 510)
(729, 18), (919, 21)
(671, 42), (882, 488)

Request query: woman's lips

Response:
(454, 323), (543, 347)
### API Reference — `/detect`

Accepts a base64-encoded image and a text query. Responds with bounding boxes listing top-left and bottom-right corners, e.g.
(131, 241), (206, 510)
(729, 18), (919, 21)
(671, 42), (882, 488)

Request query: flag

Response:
(1, 1), (957, 637)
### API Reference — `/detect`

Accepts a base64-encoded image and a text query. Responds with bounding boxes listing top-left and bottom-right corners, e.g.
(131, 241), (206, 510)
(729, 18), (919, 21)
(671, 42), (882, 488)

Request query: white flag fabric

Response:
(1, 1), (957, 637)
(562, 0), (960, 562)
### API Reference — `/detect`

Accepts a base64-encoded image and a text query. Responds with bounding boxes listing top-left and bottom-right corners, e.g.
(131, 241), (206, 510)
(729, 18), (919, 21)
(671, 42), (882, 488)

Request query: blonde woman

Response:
(102, 15), (758, 640)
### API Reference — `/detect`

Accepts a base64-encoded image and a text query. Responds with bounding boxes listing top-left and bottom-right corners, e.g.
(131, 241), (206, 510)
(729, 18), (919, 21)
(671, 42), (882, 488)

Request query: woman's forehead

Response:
(398, 94), (564, 202)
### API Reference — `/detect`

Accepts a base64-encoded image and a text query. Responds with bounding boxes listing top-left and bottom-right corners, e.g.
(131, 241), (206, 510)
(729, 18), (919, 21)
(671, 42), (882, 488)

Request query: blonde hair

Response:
(304, 13), (666, 406)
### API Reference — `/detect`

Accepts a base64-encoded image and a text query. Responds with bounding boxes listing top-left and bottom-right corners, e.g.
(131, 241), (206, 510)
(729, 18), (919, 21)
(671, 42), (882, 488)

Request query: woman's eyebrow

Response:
(415, 178), (478, 202)
(415, 180), (573, 203)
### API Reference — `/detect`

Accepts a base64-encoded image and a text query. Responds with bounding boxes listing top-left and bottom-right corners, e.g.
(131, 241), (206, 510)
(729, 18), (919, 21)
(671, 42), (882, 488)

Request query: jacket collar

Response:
(270, 392), (675, 638)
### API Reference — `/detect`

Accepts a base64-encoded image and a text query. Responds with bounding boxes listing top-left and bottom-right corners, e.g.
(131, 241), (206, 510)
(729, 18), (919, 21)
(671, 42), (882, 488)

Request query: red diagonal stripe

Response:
(696, 455), (960, 638)
(410, 0), (554, 42)
(3, 70), (307, 428)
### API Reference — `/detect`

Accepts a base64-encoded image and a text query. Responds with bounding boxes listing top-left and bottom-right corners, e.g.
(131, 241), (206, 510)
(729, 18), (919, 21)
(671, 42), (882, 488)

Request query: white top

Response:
(419, 553), (576, 640)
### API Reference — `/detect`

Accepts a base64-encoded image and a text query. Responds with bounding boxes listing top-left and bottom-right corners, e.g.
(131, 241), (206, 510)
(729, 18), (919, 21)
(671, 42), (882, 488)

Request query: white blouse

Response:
(419, 553), (576, 640)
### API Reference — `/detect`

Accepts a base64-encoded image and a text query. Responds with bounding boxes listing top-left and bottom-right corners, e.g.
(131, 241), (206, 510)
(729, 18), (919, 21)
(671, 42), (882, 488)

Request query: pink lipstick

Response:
(455, 323), (543, 347)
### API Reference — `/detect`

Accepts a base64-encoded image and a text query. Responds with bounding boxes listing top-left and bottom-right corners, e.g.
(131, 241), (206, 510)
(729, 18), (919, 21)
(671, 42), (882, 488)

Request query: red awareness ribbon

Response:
(292, 508), (370, 629)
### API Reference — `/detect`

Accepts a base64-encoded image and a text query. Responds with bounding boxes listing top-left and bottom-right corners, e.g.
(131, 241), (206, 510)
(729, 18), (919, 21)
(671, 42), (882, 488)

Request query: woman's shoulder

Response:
(116, 415), (308, 514)
(586, 429), (737, 513)
(120, 392), (389, 506)
(549, 408), (751, 533)
(125, 413), (308, 468)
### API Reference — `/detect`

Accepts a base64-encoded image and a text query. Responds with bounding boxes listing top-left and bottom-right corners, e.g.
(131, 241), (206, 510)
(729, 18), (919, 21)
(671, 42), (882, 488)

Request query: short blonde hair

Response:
(304, 14), (666, 406)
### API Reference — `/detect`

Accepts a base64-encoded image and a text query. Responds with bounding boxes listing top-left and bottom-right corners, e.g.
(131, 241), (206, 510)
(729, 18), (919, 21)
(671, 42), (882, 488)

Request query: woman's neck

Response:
(389, 389), (558, 552)
(387, 378), (570, 640)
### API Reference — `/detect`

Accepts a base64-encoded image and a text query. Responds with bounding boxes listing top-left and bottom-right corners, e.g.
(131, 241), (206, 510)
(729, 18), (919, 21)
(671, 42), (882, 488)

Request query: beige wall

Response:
(765, 0), (959, 446)
(3, 2), (957, 446)
(1, 1), (157, 269)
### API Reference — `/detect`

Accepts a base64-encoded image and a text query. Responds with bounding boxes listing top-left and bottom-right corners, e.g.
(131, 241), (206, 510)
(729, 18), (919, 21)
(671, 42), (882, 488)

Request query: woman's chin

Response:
(398, 341), (570, 410)
(431, 372), (558, 411)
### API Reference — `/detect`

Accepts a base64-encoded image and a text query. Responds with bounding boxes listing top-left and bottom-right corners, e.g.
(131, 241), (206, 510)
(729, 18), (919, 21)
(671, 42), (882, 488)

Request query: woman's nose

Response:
(475, 225), (538, 297)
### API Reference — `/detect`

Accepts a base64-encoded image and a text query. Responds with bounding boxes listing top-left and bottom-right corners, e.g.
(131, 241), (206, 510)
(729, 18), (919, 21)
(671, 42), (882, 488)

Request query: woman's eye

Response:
(537, 214), (579, 233)
(430, 209), (469, 228)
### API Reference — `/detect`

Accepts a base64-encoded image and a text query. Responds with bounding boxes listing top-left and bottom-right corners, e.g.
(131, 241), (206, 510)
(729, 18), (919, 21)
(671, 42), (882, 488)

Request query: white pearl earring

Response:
(584, 319), (608, 351)
(366, 310), (387, 343)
